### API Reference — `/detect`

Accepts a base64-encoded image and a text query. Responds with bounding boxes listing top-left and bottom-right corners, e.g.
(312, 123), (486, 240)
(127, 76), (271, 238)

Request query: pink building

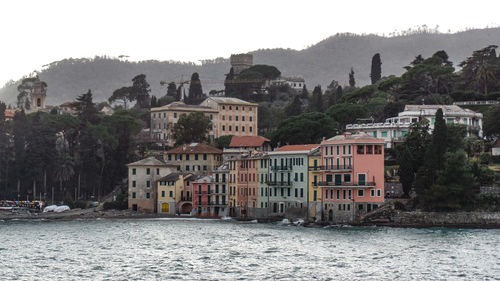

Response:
(192, 175), (215, 217)
(320, 132), (385, 223)
(236, 155), (259, 216)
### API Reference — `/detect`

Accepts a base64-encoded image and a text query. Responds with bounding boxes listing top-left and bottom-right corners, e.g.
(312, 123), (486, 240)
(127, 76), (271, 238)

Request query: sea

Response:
(0, 218), (498, 280)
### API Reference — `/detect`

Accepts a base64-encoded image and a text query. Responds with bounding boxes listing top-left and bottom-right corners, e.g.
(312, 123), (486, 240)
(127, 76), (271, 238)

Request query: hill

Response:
(2, 28), (500, 106)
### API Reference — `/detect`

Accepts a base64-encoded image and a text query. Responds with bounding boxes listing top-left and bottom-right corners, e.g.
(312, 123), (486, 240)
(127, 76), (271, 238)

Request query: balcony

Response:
(270, 165), (292, 171)
(313, 165), (352, 171)
(266, 181), (292, 187)
(317, 181), (376, 188)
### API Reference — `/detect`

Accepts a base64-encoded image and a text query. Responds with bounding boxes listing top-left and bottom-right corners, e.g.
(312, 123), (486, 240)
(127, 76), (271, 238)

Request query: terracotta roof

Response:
(206, 97), (258, 106)
(167, 143), (222, 154)
(276, 144), (319, 152)
(151, 101), (218, 113)
(229, 136), (270, 148)
(4, 110), (15, 118)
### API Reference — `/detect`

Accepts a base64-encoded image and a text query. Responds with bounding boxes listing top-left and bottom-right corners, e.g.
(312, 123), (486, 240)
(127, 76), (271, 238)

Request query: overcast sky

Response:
(1, 0), (499, 88)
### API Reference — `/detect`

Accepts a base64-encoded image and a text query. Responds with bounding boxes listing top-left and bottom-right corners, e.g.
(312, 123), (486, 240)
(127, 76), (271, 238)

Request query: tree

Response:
(166, 82), (177, 99)
(326, 103), (368, 128)
(109, 86), (133, 109)
(53, 152), (74, 201)
(76, 90), (100, 125)
(431, 108), (448, 169)
(172, 112), (212, 145)
(186, 72), (204, 105)
(307, 86), (323, 112)
(132, 74), (151, 108)
(458, 45), (500, 96)
(285, 95), (303, 117)
(349, 68), (356, 87)
(270, 112), (340, 146)
(398, 146), (414, 197)
(13, 110), (27, 199)
(213, 135), (233, 149)
(0, 102), (10, 198)
(484, 104), (500, 138)
(370, 53), (382, 84)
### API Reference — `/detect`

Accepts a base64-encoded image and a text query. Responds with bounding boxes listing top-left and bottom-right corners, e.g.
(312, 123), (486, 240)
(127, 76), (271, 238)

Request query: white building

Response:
(346, 105), (483, 148)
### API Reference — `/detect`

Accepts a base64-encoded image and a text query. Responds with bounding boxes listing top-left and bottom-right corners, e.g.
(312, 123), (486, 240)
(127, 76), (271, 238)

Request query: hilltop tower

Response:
(30, 79), (47, 110)
(230, 54), (253, 76)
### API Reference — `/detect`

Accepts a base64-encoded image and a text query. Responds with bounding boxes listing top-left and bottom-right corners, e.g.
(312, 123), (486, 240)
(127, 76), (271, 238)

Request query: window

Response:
(336, 146), (340, 155)
(132, 168), (136, 175)
(203, 154), (207, 160)
(377, 189), (381, 197)
(210, 114), (213, 120)
(132, 192), (136, 199)
(249, 126), (252, 132)
(344, 174), (351, 182)
(357, 145), (364, 154)
(235, 126), (238, 132)
(348, 190), (352, 199)
(300, 189), (304, 197)
(146, 168), (150, 175)
(147, 181), (150, 188)
(371, 189), (375, 197)
(381, 131), (388, 137)
(186, 154), (190, 160)
(222, 105), (225, 110)
(229, 126), (232, 131)
(229, 106), (232, 110)
(242, 126), (245, 132)
(168, 155), (172, 161)
(222, 125), (225, 131)
(156, 168), (160, 175)
(250, 107), (252, 111)
(132, 181), (136, 188)
(236, 106), (239, 110)
(203, 165), (207, 171)
(336, 189), (340, 200)
(242, 116), (245, 121)
(174, 112), (177, 118)
(169, 191), (173, 197)
(236, 116), (239, 121)
(161, 191), (165, 197)
(300, 173), (304, 182)
(146, 192), (150, 199)
(343, 190), (346, 200)
(295, 189), (298, 197)
(294, 173), (298, 181)
(358, 174), (366, 186)
(229, 116), (232, 121)
(249, 116), (252, 121)
(338, 204), (342, 211)
(186, 165), (190, 171)
(343, 145), (346, 154)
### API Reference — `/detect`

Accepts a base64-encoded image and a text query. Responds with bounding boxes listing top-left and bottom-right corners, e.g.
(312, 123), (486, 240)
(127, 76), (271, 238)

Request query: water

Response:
(0, 219), (499, 280)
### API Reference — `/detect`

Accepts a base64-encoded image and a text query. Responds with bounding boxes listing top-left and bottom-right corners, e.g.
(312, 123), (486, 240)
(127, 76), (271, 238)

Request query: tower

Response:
(30, 79), (47, 110)
(230, 54), (253, 76)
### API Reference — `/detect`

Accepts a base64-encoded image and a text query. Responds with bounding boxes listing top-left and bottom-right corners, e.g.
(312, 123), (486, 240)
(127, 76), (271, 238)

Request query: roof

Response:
(167, 143), (223, 154)
(322, 132), (385, 144)
(283, 76), (305, 83)
(229, 136), (270, 148)
(151, 101), (218, 113)
(127, 157), (177, 167)
(206, 97), (258, 106)
(4, 110), (15, 119)
(60, 101), (79, 107)
(275, 144), (320, 152)
(158, 172), (193, 182)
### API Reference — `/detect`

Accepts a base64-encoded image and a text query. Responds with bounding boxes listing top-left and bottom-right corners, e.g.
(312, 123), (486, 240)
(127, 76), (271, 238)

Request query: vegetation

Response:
(172, 112), (212, 145)
(370, 53), (382, 84)
(0, 91), (142, 203)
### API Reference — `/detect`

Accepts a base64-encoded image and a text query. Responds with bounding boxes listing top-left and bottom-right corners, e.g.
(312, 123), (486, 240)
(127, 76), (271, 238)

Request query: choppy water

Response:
(0, 218), (499, 280)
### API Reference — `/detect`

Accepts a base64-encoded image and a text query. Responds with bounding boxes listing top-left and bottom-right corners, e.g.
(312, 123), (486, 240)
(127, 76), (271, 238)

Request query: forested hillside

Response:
(1, 27), (500, 105)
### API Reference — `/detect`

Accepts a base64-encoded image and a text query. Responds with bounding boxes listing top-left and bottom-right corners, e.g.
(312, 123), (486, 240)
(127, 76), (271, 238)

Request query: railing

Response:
(266, 181), (292, 187)
(317, 165), (352, 171)
(318, 181), (376, 187)
(270, 165), (292, 171)
(180, 197), (192, 201)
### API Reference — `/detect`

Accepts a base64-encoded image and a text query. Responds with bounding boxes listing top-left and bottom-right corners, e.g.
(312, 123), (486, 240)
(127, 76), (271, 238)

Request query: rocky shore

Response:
(0, 208), (176, 221)
(357, 200), (500, 228)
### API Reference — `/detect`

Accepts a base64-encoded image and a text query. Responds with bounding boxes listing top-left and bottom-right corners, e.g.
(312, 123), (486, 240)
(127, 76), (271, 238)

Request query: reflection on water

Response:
(0, 219), (498, 280)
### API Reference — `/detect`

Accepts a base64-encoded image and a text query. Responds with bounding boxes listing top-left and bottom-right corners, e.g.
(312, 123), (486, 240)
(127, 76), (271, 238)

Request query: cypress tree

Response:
(370, 53), (382, 84)
(349, 68), (356, 87)
(187, 72), (204, 105)
(285, 95), (303, 117)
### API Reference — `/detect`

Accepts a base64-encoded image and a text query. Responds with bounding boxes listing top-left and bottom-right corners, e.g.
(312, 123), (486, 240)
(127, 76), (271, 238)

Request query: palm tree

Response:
(53, 153), (75, 203)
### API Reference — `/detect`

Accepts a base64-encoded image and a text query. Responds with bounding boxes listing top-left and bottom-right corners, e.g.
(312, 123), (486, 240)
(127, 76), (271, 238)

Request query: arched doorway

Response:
(179, 202), (193, 214)
(328, 209), (333, 221)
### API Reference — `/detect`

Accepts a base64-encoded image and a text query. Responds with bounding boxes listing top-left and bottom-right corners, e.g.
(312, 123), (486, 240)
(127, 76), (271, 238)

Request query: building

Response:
(58, 101), (79, 115)
(211, 164), (230, 217)
(320, 132), (385, 223)
(267, 144), (319, 217)
(230, 53), (253, 76)
(127, 157), (177, 213)
(492, 140), (500, 156)
(165, 143), (223, 174)
(199, 97), (258, 138)
(30, 78), (47, 111)
(308, 147), (322, 221)
(236, 153), (259, 217)
(256, 153), (270, 213)
(157, 173), (194, 215)
(193, 174), (227, 217)
(229, 136), (271, 152)
(4, 110), (15, 121)
(346, 104), (483, 148)
(150, 101), (218, 147)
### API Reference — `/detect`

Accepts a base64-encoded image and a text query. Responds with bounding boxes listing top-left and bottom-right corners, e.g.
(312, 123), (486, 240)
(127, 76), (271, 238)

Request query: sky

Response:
(1, 0), (499, 88)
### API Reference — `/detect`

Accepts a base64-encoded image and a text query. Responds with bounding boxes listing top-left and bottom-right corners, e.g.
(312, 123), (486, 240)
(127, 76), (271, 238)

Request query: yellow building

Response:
(157, 173), (194, 215)
(308, 147), (323, 221)
(200, 97), (258, 137)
